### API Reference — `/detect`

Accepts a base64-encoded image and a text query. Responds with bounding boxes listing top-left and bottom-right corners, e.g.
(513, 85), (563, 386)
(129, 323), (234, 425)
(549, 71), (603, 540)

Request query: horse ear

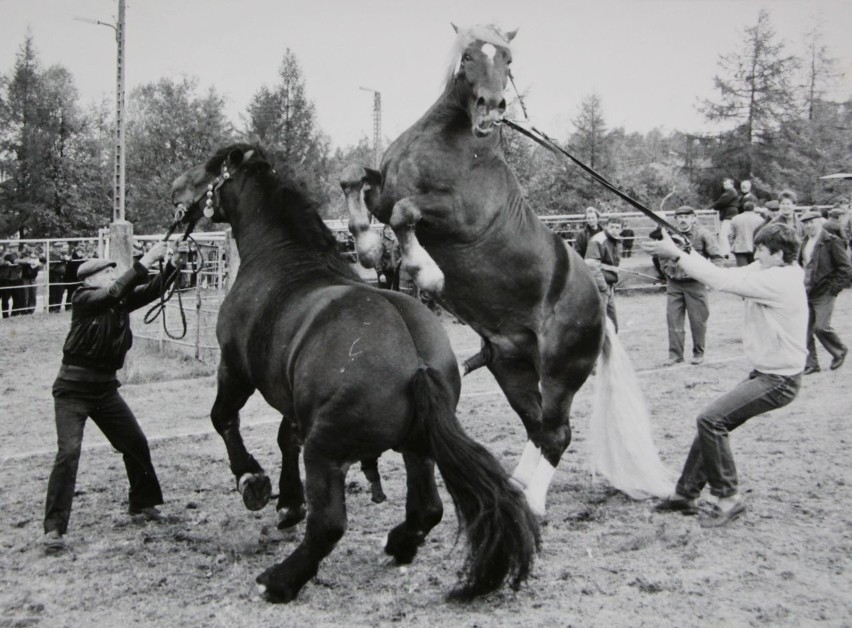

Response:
(364, 167), (382, 188)
(505, 28), (518, 42)
(228, 147), (245, 167)
(451, 22), (459, 34)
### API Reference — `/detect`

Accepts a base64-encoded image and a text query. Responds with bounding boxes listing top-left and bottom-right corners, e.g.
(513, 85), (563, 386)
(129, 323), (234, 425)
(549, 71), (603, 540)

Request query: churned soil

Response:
(1, 289), (850, 626)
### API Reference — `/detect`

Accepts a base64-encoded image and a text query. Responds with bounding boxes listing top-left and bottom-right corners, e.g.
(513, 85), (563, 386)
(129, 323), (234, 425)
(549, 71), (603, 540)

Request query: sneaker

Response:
(699, 500), (746, 528)
(690, 355), (705, 365)
(803, 365), (821, 375)
(663, 357), (684, 367)
(43, 529), (65, 553)
(654, 496), (698, 516)
(129, 506), (166, 522)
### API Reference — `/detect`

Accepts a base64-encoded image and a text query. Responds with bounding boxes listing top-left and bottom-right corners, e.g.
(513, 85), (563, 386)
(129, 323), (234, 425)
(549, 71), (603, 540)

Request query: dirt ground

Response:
(0, 288), (850, 627)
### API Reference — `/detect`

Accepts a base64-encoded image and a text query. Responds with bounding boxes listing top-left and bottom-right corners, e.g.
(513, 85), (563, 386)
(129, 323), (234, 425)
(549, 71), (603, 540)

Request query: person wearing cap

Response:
(642, 223), (807, 528)
(729, 200), (767, 267)
(42, 241), (186, 554)
(711, 177), (739, 257)
(798, 211), (851, 374)
(650, 206), (723, 366)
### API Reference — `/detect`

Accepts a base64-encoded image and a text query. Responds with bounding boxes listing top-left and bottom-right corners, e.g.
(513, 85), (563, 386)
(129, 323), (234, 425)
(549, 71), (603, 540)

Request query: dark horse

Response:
(170, 144), (539, 602)
(340, 25), (671, 516)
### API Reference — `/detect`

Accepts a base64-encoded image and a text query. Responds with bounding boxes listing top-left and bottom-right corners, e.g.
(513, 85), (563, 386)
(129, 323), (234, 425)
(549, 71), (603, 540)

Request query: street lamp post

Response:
(75, 0), (131, 270)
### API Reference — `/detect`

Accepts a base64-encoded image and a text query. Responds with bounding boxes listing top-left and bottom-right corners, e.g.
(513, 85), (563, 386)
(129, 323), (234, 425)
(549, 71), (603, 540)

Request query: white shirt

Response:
(678, 253), (808, 376)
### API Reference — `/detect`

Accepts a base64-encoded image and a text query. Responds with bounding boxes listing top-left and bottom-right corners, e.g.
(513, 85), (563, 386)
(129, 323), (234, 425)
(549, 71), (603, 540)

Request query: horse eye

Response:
(463, 53), (472, 62)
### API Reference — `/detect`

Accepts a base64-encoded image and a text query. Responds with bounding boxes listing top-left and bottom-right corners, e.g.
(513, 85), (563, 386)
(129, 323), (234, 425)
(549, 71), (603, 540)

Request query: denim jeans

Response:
(44, 378), (163, 534)
(675, 370), (801, 499)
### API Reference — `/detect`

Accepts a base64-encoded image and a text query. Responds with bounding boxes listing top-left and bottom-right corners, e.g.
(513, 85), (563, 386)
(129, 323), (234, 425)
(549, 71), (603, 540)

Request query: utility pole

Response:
(74, 0), (131, 270)
(359, 87), (382, 169)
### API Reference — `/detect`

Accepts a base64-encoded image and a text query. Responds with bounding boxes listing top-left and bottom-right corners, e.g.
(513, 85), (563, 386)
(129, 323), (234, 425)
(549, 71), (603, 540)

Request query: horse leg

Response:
(256, 450), (348, 603)
(487, 358), (544, 490)
(211, 364), (270, 511)
(384, 452), (443, 564)
(360, 457), (387, 504)
(389, 197), (446, 294)
(276, 418), (306, 529)
(524, 348), (596, 517)
(339, 166), (383, 268)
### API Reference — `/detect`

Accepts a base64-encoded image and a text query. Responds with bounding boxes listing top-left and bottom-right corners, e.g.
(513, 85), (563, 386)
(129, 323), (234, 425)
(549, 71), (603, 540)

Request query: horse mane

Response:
(443, 24), (515, 87)
(206, 144), (354, 276)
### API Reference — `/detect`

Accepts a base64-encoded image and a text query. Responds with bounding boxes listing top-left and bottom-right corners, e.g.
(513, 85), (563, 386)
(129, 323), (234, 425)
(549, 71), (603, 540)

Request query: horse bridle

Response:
(172, 159), (234, 231)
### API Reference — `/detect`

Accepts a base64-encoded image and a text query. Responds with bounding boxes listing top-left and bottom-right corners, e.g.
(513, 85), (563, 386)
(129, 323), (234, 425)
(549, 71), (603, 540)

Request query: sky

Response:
(1, 0), (851, 150)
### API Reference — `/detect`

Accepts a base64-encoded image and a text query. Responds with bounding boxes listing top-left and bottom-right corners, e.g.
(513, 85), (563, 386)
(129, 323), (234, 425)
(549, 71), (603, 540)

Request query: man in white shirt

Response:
(642, 223), (807, 527)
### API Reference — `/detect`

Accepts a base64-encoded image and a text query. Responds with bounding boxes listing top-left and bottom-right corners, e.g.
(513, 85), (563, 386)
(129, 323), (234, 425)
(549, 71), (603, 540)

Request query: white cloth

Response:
(678, 253), (808, 375)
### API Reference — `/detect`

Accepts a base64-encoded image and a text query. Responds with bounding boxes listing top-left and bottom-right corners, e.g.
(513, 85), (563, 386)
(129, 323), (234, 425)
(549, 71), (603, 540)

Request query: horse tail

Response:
(591, 318), (674, 499)
(411, 366), (540, 600)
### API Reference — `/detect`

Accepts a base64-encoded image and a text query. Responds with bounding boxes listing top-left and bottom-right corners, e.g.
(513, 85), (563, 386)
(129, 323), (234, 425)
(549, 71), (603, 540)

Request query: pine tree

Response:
(699, 9), (799, 180)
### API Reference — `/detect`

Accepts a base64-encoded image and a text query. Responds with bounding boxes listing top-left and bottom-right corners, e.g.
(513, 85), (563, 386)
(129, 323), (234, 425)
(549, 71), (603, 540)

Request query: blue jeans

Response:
(675, 370), (801, 499)
(44, 378), (163, 534)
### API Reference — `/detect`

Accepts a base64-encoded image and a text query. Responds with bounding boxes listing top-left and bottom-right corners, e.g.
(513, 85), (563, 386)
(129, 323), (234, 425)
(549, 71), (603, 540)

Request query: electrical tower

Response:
(359, 87), (382, 169)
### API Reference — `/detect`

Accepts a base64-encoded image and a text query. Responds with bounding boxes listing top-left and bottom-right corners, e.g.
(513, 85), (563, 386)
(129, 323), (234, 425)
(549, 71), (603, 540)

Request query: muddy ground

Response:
(0, 288), (850, 627)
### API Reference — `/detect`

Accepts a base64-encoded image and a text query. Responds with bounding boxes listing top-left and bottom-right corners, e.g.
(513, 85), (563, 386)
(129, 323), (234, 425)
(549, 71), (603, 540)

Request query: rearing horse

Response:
(340, 25), (670, 516)
(171, 144), (539, 602)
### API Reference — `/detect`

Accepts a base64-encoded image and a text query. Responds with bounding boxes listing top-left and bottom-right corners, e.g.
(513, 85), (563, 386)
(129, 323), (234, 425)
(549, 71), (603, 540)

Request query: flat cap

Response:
(765, 200), (780, 210)
(674, 205), (695, 215)
(77, 258), (117, 280)
(799, 211), (822, 223)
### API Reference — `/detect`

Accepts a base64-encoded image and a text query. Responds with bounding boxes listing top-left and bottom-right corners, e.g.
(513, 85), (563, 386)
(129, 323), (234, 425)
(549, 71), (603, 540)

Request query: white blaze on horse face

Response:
(481, 43), (497, 66)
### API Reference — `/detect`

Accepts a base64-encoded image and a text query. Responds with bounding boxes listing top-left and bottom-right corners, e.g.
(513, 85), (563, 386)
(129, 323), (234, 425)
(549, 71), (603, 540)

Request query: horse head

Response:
(448, 24), (517, 138)
(170, 144), (271, 226)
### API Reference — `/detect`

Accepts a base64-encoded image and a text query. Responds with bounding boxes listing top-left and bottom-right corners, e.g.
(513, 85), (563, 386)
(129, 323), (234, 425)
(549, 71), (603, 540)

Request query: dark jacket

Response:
(573, 223), (603, 258)
(712, 189), (739, 221)
(62, 261), (177, 372)
(649, 224), (723, 281)
(738, 192), (758, 214)
(585, 230), (620, 286)
(798, 223), (852, 298)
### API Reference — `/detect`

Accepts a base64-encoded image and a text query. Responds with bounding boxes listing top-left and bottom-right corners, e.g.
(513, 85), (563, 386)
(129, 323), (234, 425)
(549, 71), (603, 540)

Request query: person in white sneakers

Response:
(641, 223), (807, 527)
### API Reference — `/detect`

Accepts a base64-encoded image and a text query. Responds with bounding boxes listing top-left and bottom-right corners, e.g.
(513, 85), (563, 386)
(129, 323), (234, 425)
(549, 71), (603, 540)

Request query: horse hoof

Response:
(256, 569), (298, 604)
(276, 505), (306, 530)
(239, 473), (272, 511)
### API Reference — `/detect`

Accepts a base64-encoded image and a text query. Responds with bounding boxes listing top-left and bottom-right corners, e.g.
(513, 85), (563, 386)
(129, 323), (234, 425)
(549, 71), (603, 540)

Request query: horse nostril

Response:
(497, 99), (507, 114)
(476, 96), (486, 110)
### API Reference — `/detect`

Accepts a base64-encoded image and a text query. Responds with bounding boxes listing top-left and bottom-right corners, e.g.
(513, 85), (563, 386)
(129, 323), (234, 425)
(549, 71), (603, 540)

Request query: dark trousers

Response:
(806, 293), (846, 368)
(20, 279), (37, 314)
(675, 370), (801, 499)
(48, 283), (67, 312)
(734, 252), (754, 267)
(44, 378), (163, 534)
(8, 279), (25, 315)
(0, 280), (13, 317)
(666, 280), (708, 360)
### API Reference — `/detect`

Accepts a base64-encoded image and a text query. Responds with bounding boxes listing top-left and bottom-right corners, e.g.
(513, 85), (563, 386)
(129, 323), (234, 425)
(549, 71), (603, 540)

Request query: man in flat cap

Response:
(42, 241), (186, 553)
(798, 211), (851, 374)
(651, 206), (723, 366)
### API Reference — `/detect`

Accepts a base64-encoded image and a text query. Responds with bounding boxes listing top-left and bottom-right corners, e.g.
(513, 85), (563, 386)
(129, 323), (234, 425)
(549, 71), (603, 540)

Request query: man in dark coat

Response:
(42, 241), (186, 553)
(711, 177), (739, 258)
(798, 211), (852, 374)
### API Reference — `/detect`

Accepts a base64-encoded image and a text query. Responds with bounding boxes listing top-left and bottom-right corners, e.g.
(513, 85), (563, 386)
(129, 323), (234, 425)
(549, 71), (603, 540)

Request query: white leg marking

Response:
(238, 473), (252, 494)
(511, 441), (541, 489)
(405, 243), (444, 294)
(523, 459), (556, 518)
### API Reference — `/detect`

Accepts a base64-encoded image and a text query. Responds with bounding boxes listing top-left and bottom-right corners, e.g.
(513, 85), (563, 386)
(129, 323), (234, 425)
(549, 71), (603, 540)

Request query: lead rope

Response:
(505, 71), (690, 249)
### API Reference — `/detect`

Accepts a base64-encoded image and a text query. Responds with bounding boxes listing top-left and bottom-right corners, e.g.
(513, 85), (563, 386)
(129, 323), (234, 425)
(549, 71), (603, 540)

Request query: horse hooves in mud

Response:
(276, 504), (307, 530)
(238, 473), (272, 511)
